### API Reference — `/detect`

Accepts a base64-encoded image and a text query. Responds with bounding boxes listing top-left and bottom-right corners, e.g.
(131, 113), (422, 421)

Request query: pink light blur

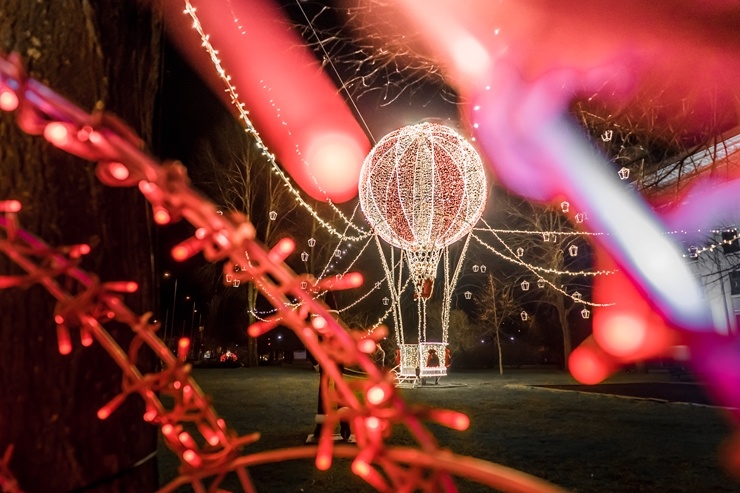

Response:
(107, 162), (130, 181)
(43, 122), (69, 147)
(163, 0), (370, 203)
(358, 338), (376, 354)
(0, 200), (21, 213)
(0, 88), (18, 111)
(153, 207), (171, 225)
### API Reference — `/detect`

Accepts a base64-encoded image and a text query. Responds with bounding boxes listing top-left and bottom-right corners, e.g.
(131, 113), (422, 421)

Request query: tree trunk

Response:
(0, 2), (161, 491)
(245, 283), (259, 367)
(557, 296), (573, 369)
(495, 327), (503, 375)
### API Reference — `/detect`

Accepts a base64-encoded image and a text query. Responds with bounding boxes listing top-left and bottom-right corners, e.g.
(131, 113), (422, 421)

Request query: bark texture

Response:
(0, 1), (161, 491)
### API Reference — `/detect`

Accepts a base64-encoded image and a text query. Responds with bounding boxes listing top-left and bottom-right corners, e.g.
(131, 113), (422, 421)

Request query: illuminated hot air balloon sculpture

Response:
(359, 122), (487, 384)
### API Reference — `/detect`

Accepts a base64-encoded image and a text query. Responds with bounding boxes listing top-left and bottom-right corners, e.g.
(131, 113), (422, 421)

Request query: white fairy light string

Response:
(182, 1), (371, 242)
(472, 226), (615, 307)
(474, 226), (617, 277)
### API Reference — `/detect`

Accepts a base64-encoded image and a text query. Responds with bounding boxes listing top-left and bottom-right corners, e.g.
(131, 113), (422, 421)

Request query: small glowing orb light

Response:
(359, 123), (487, 296)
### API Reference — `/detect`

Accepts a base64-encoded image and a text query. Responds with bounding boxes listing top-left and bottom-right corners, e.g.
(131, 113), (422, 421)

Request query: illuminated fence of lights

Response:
(0, 54), (568, 493)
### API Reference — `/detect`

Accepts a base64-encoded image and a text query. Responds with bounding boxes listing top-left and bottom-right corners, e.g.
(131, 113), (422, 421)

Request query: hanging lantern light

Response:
(308, 238), (316, 248)
(601, 129), (613, 142)
(575, 213), (585, 224)
(521, 280), (530, 291)
(301, 251), (309, 262)
(472, 265), (479, 273)
(226, 274), (233, 283)
(543, 232), (551, 242)
(581, 307), (591, 319)
(480, 265), (487, 273)
(233, 280), (240, 288)
(537, 278), (546, 289)
(520, 311), (528, 321)
(618, 167), (630, 180)
(572, 291), (582, 301)
(569, 244), (579, 257)
(464, 291), (472, 300)
(688, 246), (699, 260)
(516, 247), (524, 257)
(269, 210), (277, 221)
(560, 201), (570, 213)
(551, 234), (558, 243)
(334, 249), (341, 257)
(301, 281), (308, 290)
(382, 297), (389, 305)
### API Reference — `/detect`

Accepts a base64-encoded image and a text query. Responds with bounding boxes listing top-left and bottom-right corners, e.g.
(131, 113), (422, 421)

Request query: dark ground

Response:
(158, 363), (740, 492)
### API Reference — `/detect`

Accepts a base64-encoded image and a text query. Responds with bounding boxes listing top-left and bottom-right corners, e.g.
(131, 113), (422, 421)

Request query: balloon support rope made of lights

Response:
(0, 54), (567, 493)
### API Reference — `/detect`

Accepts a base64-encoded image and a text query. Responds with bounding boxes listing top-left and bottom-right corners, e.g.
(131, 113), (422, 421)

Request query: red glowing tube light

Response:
(0, 200), (21, 213)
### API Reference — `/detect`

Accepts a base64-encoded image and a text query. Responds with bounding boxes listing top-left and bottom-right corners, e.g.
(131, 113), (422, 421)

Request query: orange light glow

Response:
(97, 407), (111, 420)
(366, 416), (380, 430)
(153, 207), (171, 225)
(366, 385), (387, 405)
(171, 245), (188, 261)
(56, 324), (72, 355)
(177, 338), (190, 360)
(594, 312), (647, 358)
(311, 316), (327, 330)
(305, 133), (367, 203)
(0, 200), (21, 213)
(182, 449), (202, 467)
(568, 339), (618, 385)
(108, 162), (130, 181)
(451, 412), (470, 431)
(351, 459), (371, 478)
(54, 315), (64, 325)
(316, 454), (332, 471)
(268, 237), (295, 263)
(143, 409), (157, 422)
(80, 328), (93, 347)
(343, 272), (364, 288)
(161, 424), (175, 436)
(44, 122), (70, 147)
(358, 338), (376, 354)
(0, 88), (18, 111)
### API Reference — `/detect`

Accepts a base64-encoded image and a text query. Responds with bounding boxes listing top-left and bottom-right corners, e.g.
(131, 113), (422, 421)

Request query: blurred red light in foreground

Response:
(569, 337), (619, 385)
(0, 88), (18, 111)
(163, 0), (369, 202)
(44, 122), (70, 147)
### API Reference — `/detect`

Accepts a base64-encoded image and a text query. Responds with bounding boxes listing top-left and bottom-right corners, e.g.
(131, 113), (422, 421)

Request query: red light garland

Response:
(0, 53), (567, 493)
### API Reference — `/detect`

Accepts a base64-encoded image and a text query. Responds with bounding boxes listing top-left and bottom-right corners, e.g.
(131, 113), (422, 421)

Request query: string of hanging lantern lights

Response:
(471, 232), (615, 307)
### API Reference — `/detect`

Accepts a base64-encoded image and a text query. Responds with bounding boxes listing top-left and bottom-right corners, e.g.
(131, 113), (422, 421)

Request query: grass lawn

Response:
(158, 363), (739, 492)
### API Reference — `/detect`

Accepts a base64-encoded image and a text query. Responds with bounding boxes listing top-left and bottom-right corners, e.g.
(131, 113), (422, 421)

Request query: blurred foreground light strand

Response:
(0, 52), (567, 493)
